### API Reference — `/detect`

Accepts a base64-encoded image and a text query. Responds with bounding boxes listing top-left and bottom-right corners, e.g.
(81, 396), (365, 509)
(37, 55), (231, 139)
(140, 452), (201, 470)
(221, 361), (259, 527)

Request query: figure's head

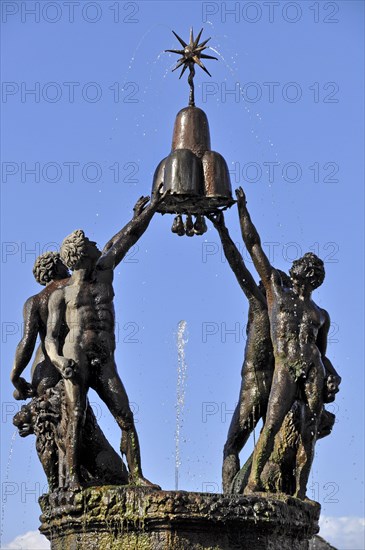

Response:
(33, 252), (70, 286)
(289, 252), (325, 290)
(60, 229), (101, 270)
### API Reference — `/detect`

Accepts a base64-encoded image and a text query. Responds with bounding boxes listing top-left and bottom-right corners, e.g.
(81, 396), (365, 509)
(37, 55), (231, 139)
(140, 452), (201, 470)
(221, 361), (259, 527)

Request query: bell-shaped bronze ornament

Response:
(171, 215), (179, 234)
(176, 214), (185, 236)
(185, 214), (194, 237)
(193, 215), (207, 235)
(171, 215), (185, 236)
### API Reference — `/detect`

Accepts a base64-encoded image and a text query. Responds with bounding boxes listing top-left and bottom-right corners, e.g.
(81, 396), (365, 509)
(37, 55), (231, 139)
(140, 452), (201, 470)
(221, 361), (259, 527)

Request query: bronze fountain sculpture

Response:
(11, 28), (340, 550)
(152, 29), (234, 236)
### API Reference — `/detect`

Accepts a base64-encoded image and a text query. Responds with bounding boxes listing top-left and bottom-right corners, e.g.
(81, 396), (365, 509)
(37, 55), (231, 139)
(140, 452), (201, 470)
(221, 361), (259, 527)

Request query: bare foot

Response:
(65, 479), (82, 491)
(243, 480), (262, 495)
(131, 475), (161, 490)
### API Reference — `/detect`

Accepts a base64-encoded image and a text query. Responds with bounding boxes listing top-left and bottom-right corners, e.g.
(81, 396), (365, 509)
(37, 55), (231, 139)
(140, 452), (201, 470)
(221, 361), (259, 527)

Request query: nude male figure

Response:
(209, 208), (340, 495)
(207, 211), (275, 492)
(10, 252), (70, 400)
(46, 193), (165, 490)
(235, 187), (337, 498)
(11, 252), (129, 489)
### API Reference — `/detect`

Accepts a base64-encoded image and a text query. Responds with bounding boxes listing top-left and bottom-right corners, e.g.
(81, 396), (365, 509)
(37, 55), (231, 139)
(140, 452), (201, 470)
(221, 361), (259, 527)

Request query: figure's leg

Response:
(61, 354), (89, 490)
(245, 364), (297, 493)
(223, 375), (268, 492)
(222, 404), (245, 493)
(294, 364), (324, 499)
(94, 362), (159, 488)
(63, 377), (87, 489)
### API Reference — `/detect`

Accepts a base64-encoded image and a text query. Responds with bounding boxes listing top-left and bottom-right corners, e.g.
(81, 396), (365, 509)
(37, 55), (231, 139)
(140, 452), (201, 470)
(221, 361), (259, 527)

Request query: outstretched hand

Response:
(133, 184), (170, 218)
(206, 210), (225, 228)
(133, 196), (151, 218)
(235, 186), (247, 207)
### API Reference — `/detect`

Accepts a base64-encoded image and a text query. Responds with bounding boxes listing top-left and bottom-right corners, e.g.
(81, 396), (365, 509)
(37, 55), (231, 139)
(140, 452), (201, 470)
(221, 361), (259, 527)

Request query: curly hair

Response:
(60, 229), (88, 270)
(289, 252), (325, 289)
(33, 252), (66, 286)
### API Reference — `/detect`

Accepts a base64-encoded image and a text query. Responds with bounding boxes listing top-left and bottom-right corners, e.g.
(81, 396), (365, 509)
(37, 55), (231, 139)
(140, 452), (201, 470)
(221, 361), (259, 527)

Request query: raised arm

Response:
(207, 211), (266, 307)
(98, 191), (165, 271)
(10, 297), (38, 400)
(235, 187), (274, 289)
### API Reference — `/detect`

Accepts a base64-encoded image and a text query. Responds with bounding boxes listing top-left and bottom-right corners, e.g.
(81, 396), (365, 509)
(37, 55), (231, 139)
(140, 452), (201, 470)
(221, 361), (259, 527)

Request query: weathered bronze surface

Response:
(154, 30), (234, 233)
(13, 381), (128, 490)
(208, 211), (340, 497)
(12, 194), (167, 492)
(39, 486), (320, 550)
(209, 189), (341, 500)
(11, 252), (129, 489)
(152, 106), (234, 219)
(10, 252), (70, 401)
(171, 106), (211, 155)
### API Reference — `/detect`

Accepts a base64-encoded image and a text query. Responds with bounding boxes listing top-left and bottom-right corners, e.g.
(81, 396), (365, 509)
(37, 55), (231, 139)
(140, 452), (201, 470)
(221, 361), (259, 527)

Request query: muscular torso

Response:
(63, 270), (116, 358)
(268, 280), (326, 372)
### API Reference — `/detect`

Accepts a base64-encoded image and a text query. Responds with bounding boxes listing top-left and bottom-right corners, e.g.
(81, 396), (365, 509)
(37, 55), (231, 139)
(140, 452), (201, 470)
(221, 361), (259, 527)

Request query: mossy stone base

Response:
(39, 486), (320, 549)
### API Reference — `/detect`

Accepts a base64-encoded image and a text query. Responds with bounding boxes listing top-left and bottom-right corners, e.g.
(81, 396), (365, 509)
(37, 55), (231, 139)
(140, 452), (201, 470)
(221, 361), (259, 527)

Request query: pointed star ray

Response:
(179, 65), (188, 79)
(165, 27), (218, 78)
(165, 49), (185, 55)
(200, 54), (218, 60)
(195, 37), (211, 50)
(172, 59), (186, 72)
(172, 31), (187, 48)
(194, 46), (209, 53)
(165, 27), (218, 105)
(193, 28), (204, 49)
(192, 55), (211, 77)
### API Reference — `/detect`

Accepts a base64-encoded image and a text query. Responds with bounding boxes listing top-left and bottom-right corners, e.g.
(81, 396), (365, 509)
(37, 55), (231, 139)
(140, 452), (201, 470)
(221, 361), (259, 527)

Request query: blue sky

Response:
(1, 1), (364, 548)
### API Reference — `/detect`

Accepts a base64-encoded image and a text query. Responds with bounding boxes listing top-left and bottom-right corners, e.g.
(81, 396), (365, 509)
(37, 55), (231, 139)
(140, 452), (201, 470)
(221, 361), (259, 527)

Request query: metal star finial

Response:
(166, 27), (218, 106)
